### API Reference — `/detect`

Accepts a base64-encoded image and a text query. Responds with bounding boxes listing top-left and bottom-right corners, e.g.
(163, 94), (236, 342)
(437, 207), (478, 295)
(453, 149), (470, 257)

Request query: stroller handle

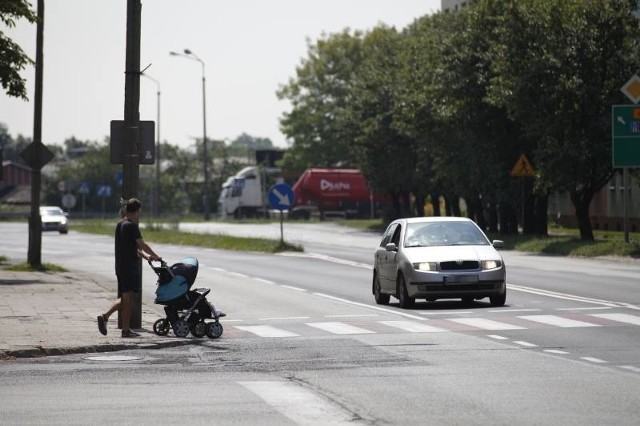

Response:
(148, 259), (168, 268)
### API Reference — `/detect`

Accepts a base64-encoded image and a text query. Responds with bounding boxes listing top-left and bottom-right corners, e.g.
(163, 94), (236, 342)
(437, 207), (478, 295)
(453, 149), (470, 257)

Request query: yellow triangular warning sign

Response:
(510, 154), (535, 177)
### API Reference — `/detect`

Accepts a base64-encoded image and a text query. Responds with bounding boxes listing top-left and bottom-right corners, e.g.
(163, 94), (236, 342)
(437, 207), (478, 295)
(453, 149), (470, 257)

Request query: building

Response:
(0, 161), (32, 204)
(442, 0), (468, 11)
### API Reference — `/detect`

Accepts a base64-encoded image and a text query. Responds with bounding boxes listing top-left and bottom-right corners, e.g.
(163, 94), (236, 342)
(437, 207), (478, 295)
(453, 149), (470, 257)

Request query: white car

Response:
(40, 206), (69, 234)
(373, 217), (506, 308)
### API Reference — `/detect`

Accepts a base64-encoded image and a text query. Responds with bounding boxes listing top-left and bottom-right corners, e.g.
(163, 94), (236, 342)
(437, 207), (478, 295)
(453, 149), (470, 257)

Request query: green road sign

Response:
(612, 105), (640, 167)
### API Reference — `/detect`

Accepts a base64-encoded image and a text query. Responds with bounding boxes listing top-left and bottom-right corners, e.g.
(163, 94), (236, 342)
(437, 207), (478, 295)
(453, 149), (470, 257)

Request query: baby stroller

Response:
(150, 257), (224, 339)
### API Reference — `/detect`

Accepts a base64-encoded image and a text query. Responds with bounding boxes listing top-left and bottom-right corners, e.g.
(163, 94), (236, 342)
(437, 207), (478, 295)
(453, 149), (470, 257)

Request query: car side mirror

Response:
(492, 240), (504, 248)
(385, 243), (398, 252)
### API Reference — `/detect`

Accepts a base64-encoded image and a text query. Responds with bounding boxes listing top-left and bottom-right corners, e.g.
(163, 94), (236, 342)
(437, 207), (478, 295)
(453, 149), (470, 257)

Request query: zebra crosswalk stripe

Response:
(590, 313), (640, 326)
(306, 322), (375, 335)
(446, 318), (525, 330)
(379, 320), (447, 333)
(235, 325), (300, 338)
(518, 315), (600, 328)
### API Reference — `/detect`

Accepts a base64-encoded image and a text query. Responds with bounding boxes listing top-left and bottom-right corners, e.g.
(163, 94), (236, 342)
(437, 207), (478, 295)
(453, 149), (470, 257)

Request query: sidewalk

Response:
(0, 268), (195, 359)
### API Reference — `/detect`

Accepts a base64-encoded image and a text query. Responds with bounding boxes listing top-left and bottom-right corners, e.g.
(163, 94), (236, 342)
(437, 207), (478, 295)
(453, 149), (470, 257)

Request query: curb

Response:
(0, 337), (205, 359)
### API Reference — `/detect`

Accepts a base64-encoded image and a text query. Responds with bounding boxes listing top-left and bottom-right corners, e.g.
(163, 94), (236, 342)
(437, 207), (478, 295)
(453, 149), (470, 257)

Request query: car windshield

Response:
(41, 209), (64, 216)
(404, 221), (489, 247)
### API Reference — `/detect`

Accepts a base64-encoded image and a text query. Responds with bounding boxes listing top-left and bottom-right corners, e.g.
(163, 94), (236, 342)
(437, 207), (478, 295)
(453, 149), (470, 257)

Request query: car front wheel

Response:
(397, 275), (414, 309)
(490, 289), (507, 307)
(373, 273), (390, 305)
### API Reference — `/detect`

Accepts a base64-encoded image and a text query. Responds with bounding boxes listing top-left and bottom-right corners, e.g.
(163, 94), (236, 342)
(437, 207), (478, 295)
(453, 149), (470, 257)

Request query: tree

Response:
(0, 0), (37, 99)
(486, 0), (640, 240)
(277, 30), (365, 176)
(350, 26), (418, 219)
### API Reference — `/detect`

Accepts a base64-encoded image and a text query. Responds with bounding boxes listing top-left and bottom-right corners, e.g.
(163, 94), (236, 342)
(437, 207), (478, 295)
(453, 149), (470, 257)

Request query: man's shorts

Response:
(117, 272), (141, 296)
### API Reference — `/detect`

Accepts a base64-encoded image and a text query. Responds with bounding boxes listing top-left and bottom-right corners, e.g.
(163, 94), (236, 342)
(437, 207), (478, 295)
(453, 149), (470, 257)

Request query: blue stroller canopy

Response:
(154, 257), (199, 304)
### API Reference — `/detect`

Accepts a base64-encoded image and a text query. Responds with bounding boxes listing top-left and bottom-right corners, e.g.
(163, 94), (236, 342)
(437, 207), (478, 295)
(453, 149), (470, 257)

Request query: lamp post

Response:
(142, 73), (161, 217)
(170, 48), (210, 220)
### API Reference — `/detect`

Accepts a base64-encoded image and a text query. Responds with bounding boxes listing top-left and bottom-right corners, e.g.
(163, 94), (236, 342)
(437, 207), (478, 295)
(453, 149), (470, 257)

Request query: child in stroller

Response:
(150, 257), (225, 339)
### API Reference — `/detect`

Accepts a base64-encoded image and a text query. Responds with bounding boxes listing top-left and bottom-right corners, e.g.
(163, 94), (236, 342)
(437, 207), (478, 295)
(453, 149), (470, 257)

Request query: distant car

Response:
(373, 217), (506, 308)
(39, 206), (69, 234)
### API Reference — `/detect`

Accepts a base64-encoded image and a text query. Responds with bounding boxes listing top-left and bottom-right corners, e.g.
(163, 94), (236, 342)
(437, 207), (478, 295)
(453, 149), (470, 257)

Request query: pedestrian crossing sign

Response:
(510, 154), (535, 177)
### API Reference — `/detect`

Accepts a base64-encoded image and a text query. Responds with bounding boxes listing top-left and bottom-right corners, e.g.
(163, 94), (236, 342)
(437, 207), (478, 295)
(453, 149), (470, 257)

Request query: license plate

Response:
(444, 275), (478, 284)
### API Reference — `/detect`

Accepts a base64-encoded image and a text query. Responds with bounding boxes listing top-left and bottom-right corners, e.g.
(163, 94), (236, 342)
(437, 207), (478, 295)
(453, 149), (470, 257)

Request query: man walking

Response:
(97, 198), (162, 337)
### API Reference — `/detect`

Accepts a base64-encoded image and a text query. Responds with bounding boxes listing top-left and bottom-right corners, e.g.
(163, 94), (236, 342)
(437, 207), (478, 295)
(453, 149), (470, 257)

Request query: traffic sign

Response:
(510, 154), (535, 177)
(78, 182), (90, 194)
(97, 185), (112, 197)
(612, 105), (640, 167)
(20, 142), (54, 170)
(109, 120), (155, 165)
(621, 74), (640, 104)
(268, 183), (294, 211)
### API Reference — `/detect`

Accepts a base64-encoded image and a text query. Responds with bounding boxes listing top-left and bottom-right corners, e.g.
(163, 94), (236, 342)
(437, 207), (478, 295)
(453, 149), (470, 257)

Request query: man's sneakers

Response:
(97, 315), (107, 336)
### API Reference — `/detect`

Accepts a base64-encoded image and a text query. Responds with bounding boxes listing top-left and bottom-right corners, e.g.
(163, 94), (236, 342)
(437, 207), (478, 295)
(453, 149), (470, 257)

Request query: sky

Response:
(1, 1), (441, 150)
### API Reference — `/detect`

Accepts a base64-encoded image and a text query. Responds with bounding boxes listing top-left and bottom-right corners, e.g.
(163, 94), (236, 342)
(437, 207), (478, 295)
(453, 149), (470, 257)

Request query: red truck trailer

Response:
(290, 168), (385, 219)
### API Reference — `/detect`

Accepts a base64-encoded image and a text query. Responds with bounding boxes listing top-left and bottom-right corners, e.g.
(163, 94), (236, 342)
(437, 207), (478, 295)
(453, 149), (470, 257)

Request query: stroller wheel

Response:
(191, 321), (206, 338)
(173, 319), (190, 338)
(206, 321), (223, 339)
(153, 318), (170, 336)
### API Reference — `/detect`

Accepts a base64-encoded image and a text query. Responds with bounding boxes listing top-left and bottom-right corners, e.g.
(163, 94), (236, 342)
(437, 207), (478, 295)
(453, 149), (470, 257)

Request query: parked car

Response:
(373, 217), (506, 308)
(39, 206), (69, 234)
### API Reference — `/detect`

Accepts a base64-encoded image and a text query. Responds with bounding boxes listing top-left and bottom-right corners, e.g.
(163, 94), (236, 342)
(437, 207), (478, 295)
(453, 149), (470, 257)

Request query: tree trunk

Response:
(570, 190), (595, 241)
(534, 194), (548, 236)
(414, 193), (425, 217)
(522, 178), (535, 235)
(431, 193), (441, 216)
(487, 201), (498, 233)
(499, 202), (518, 235)
(402, 191), (411, 217)
(445, 194), (461, 217)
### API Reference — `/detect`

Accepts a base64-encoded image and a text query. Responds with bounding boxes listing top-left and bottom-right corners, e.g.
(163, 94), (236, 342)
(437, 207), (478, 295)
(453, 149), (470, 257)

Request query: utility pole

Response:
(121, 0), (142, 328)
(27, 0), (45, 268)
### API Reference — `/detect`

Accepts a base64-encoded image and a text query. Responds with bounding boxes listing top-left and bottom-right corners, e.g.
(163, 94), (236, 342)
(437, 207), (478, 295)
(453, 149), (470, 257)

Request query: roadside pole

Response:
(121, 0), (142, 329)
(22, 0), (54, 268)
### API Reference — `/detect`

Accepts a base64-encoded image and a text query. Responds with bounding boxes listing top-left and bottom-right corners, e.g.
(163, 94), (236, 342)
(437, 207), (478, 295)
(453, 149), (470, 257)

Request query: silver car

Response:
(373, 217), (506, 308)
(40, 206), (69, 234)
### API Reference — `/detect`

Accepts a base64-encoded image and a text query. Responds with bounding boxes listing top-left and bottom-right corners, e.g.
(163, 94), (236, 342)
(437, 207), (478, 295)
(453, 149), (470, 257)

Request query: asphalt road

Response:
(1, 221), (640, 425)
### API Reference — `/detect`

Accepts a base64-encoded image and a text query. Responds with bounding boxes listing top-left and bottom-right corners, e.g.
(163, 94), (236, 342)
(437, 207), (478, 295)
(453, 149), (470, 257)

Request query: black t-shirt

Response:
(115, 218), (142, 275)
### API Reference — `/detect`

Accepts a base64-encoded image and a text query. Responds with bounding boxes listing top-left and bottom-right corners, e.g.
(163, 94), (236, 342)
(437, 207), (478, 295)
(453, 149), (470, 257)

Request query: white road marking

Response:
(519, 315), (600, 328)
(235, 325), (299, 338)
(487, 335), (509, 340)
(508, 284), (638, 309)
(556, 307), (612, 311)
(239, 381), (358, 426)
(227, 271), (248, 279)
(313, 293), (427, 321)
(447, 318), (525, 330)
(307, 322), (375, 335)
(419, 311), (473, 315)
(278, 252), (372, 269)
(514, 341), (537, 347)
(325, 314), (379, 318)
(488, 309), (541, 313)
(590, 313), (640, 326)
(620, 366), (640, 373)
(544, 349), (570, 355)
(254, 277), (276, 285)
(281, 285), (307, 292)
(379, 320), (447, 333)
(581, 357), (607, 364)
(259, 316), (311, 321)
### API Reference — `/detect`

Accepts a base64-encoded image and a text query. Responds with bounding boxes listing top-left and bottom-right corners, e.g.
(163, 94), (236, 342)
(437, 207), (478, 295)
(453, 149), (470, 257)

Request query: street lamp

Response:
(170, 48), (211, 220)
(141, 73), (161, 217)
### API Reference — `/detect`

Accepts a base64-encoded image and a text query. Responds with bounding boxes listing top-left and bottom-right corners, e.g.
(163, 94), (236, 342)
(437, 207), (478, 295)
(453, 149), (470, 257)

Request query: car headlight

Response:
(413, 262), (437, 271)
(481, 260), (502, 270)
